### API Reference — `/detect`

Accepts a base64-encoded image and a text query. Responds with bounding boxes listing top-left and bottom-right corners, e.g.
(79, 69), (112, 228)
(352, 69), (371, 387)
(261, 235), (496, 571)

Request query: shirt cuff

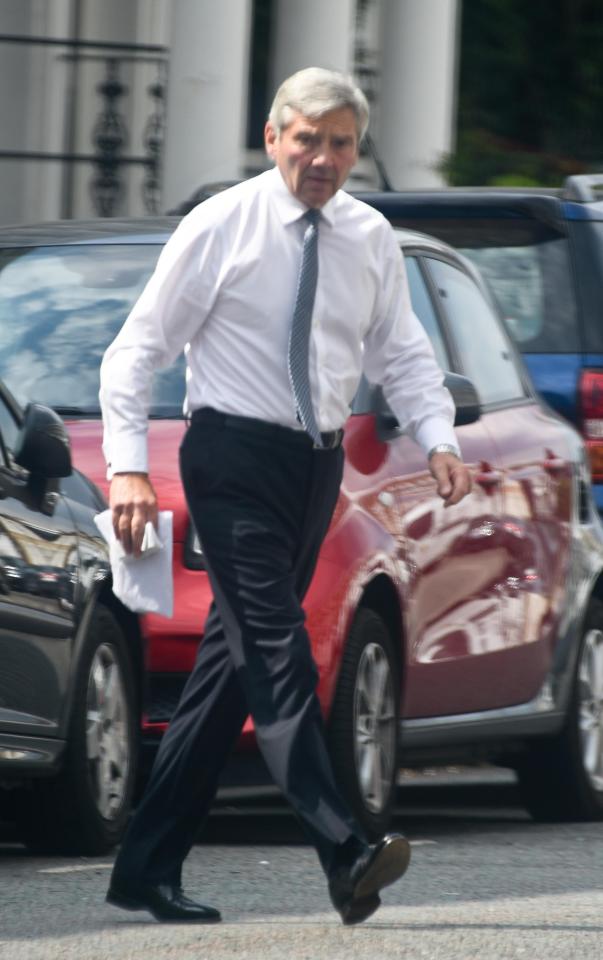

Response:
(105, 434), (149, 477)
(414, 417), (460, 459)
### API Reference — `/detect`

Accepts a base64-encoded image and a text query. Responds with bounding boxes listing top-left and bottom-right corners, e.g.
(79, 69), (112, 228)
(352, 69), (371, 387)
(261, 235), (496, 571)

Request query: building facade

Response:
(0, 0), (460, 225)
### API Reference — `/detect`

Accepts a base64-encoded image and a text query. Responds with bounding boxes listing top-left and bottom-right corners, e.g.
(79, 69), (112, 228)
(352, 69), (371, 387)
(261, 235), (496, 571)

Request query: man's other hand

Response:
(429, 452), (472, 507)
(110, 472), (158, 556)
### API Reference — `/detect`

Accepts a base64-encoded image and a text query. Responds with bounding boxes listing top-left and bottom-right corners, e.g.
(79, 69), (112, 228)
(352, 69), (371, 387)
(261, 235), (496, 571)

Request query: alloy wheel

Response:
(86, 643), (131, 820)
(578, 627), (603, 794)
(353, 641), (397, 814)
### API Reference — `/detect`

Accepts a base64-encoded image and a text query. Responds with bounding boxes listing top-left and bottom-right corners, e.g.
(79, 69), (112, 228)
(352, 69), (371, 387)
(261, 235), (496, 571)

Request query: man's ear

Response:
(264, 120), (278, 159)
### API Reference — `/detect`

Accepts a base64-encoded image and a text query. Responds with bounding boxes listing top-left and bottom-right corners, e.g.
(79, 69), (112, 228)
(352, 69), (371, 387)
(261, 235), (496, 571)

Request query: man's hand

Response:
(429, 452), (472, 507)
(110, 472), (158, 557)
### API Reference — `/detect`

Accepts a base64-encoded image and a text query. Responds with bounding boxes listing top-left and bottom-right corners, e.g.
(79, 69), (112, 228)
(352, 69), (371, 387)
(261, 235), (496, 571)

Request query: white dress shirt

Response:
(100, 166), (458, 474)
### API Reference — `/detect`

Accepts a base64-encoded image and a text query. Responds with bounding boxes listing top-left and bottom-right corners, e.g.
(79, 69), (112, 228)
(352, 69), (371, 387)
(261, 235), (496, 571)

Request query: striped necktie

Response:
(288, 208), (322, 447)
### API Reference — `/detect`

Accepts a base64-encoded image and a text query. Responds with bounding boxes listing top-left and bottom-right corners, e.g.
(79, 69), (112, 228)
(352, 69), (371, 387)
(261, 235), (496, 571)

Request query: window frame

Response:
(353, 239), (533, 422)
(403, 252), (455, 373)
(0, 380), (23, 469)
(417, 248), (535, 413)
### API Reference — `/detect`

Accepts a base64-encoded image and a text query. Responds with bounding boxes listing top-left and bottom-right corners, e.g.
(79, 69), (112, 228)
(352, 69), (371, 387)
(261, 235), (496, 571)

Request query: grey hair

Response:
(268, 67), (370, 141)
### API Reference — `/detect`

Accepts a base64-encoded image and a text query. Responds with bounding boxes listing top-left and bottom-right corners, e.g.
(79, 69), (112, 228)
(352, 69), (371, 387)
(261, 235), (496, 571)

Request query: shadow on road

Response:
(0, 773), (529, 851)
(197, 775), (529, 846)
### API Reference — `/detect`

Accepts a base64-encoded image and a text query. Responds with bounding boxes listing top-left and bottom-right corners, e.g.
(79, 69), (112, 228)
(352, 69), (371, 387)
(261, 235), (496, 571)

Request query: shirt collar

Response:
(268, 166), (337, 228)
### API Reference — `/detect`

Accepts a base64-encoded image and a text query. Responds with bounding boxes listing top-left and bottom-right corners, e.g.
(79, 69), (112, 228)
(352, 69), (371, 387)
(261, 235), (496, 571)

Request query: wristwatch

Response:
(428, 443), (461, 460)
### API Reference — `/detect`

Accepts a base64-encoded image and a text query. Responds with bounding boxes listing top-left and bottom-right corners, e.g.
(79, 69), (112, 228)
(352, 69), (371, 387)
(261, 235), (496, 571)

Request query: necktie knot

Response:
(304, 208), (320, 228)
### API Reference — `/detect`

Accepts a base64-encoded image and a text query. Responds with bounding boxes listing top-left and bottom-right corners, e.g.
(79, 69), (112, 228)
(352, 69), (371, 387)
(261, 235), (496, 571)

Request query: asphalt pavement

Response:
(1, 768), (602, 960)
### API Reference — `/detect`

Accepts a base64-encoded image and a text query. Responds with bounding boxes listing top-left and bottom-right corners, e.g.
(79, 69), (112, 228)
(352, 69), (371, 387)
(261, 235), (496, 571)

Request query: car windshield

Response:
(458, 235), (578, 353)
(568, 219), (603, 353)
(0, 243), (185, 416)
(390, 215), (578, 354)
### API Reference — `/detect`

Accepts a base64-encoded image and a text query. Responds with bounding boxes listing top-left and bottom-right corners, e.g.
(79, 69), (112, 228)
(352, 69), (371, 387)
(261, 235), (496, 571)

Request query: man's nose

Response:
(312, 146), (335, 166)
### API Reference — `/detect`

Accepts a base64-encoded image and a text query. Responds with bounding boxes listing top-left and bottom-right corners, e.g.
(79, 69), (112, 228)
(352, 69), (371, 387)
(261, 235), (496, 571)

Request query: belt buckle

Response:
(316, 429), (342, 450)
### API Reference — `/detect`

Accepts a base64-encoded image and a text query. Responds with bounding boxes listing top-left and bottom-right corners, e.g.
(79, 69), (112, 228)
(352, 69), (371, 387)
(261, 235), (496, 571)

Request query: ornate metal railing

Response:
(0, 34), (168, 217)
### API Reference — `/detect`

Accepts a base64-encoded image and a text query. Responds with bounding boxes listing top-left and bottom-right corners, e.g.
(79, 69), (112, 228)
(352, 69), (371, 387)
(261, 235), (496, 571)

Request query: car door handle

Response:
(544, 450), (565, 475)
(475, 463), (503, 489)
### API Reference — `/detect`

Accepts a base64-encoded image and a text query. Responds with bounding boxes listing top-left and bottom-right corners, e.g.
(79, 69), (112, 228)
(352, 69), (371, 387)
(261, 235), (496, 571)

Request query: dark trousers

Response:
(111, 411), (366, 890)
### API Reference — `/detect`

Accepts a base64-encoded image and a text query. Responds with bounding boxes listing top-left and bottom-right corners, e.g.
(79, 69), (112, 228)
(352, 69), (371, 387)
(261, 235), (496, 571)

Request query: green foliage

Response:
(489, 174), (543, 187)
(445, 0), (603, 185)
(440, 129), (590, 188)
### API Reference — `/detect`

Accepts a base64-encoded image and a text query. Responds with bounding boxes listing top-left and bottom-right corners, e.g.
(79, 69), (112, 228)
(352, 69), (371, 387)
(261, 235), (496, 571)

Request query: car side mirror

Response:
(13, 403), (72, 478)
(375, 371), (481, 438)
(444, 372), (482, 426)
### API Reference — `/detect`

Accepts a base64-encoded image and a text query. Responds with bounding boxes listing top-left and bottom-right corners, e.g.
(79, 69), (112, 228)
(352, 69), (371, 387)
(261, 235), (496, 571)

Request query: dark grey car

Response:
(0, 388), (143, 855)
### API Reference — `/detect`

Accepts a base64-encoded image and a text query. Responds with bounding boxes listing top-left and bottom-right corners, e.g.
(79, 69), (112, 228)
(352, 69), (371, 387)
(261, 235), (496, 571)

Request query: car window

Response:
(404, 256), (449, 370)
(459, 238), (578, 353)
(0, 244), (186, 416)
(391, 215), (577, 354)
(425, 257), (526, 406)
(568, 220), (603, 353)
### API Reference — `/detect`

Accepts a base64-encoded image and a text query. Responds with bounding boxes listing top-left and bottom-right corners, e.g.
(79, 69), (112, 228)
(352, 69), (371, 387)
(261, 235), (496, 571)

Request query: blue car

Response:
(360, 175), (603, 512)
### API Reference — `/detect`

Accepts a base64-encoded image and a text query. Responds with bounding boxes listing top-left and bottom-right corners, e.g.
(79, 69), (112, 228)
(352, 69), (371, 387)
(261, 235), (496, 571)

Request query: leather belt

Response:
(190, 408), (344, 450)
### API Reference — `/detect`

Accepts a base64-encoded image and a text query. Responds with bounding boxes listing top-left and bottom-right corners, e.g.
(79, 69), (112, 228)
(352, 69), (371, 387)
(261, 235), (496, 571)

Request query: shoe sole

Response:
(354, 835), (411, 901)
(106, 890), (145, 912)
(105, 890), (221, 924)
(342, 892), (381, 926)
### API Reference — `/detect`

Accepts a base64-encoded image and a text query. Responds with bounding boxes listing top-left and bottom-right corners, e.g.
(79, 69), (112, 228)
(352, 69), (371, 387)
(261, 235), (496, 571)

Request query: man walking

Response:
(101, 67), (471, 926)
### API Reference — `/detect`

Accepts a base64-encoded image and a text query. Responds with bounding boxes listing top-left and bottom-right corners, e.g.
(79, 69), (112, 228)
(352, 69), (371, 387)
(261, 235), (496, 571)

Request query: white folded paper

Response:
(94, 509), (174, 617)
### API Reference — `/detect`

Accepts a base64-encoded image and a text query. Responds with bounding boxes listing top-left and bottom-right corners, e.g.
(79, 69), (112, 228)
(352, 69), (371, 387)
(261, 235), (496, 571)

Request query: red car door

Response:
(396, 254), (508, 717)
(484, 403), (573, 700)
(422, 254), (570, 709)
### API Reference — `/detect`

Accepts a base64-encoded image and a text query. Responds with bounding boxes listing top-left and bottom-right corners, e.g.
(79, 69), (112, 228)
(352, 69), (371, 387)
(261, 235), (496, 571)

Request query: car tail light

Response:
(580, 370), (603, 481)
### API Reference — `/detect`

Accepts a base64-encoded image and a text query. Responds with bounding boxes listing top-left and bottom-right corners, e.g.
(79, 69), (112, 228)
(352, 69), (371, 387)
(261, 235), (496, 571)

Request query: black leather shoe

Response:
(106, 881), (221, 923)
(329, 833), (411, 925)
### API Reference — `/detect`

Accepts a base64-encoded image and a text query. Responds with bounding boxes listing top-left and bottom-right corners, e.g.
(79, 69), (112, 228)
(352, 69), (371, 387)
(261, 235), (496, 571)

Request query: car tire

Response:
(328, 607), (399, 840)
(17, 606), (139, 854)
(516, 597), (603, 822)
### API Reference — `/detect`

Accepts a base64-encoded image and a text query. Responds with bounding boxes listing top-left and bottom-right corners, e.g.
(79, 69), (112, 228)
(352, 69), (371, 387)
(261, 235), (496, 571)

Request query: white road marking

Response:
(38, 863), (113, 874)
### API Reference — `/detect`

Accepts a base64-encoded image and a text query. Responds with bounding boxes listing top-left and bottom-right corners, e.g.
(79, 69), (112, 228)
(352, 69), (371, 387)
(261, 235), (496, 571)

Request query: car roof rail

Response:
(562, 174), (603, 202)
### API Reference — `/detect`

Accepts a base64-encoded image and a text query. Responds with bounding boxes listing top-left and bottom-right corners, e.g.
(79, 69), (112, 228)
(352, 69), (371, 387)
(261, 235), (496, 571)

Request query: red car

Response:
(1, 216), (603, 841)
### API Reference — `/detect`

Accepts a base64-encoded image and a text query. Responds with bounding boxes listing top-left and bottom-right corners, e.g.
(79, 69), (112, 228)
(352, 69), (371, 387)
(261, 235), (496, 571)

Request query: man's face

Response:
(265, 107), (359, 208)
